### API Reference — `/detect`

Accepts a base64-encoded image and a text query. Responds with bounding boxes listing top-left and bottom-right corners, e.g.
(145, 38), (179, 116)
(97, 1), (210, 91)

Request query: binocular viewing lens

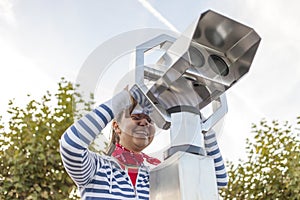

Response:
(208, 55), (229, 76)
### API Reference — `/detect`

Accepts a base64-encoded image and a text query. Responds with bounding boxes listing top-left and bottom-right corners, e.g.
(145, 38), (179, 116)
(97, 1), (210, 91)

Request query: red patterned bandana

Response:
(112, 144), (161, 186)
(112, 143), (161, 167)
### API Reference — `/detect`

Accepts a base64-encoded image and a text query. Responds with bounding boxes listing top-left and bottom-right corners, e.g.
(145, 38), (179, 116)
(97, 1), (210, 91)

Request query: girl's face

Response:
(115, 113), (155, 153)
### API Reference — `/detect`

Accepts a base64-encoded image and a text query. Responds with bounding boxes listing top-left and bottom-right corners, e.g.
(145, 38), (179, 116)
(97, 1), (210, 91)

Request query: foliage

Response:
(220, 117), (300, 200)
(0, 78), (94, 199)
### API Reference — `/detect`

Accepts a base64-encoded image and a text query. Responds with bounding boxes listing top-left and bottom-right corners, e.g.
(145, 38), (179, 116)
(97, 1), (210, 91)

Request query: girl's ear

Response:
(112, 121), (121, 134)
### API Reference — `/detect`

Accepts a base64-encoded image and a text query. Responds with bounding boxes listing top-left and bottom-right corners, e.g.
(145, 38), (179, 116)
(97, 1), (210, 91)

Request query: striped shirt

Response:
(204, 130), (228, 187)
(60, 90), (227, 200)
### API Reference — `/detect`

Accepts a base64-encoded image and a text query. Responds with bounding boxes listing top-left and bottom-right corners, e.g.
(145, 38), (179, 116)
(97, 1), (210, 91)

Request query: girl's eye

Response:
(131, 115), (153, 123)
(146, 117), (152, 123)
(131, 115), (141, 120)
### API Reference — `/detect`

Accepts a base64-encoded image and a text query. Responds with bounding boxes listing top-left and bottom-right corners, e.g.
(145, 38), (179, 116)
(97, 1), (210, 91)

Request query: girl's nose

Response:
(138, 118), (149, 126)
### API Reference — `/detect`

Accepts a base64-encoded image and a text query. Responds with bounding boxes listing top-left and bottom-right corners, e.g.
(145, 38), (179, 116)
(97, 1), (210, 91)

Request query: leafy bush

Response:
(220, 118), (300, 199)
(0, 78), (94, 199)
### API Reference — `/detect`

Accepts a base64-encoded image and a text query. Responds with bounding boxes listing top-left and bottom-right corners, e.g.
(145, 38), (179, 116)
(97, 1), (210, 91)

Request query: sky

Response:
(1, 0), (300, 163)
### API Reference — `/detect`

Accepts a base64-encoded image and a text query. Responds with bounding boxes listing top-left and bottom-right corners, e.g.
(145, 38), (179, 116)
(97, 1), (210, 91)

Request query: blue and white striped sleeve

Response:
(204, 129), (228, 188)
(60, 90), (132, 187)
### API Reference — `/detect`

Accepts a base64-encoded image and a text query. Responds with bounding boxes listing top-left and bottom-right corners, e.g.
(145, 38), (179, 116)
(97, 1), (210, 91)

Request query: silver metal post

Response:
(132, 9), (261, 200)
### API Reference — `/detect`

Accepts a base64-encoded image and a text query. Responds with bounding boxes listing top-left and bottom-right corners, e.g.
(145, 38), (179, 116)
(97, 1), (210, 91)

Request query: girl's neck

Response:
(117, 143), (141, 154)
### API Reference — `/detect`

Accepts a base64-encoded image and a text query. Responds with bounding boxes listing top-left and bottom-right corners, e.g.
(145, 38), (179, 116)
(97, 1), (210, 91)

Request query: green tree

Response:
(0, 78), (94, 199)
(220, 117), (300, 200)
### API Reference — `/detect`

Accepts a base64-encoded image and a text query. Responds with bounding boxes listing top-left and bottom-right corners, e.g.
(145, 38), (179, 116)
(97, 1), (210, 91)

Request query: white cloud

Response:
(0, 0), (16, 26)
(0, 36), (57, 118)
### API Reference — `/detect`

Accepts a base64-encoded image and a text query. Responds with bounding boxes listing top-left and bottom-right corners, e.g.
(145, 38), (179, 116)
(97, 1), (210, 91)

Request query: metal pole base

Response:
(150, 151), (219, 200)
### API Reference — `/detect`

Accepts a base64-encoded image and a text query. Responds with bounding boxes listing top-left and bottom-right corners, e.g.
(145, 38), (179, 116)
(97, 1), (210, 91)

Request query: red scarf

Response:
(112, 143), (161, 186)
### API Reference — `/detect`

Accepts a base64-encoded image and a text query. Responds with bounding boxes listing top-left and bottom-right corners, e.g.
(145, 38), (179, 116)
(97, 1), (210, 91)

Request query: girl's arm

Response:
(60, 90), (132, 187)
(204, 129), (228, 188)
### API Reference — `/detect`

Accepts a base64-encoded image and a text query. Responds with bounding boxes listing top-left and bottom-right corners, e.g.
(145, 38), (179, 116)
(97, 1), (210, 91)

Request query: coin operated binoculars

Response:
(131, 10), (261, 200)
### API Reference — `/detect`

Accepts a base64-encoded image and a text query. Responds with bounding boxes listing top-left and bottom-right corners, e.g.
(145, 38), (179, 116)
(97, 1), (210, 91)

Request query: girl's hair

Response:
(105, 110), (125, 155)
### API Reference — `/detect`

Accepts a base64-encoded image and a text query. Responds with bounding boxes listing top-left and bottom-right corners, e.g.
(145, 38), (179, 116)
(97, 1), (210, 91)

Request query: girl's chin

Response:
(134, 138), (149, 148)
